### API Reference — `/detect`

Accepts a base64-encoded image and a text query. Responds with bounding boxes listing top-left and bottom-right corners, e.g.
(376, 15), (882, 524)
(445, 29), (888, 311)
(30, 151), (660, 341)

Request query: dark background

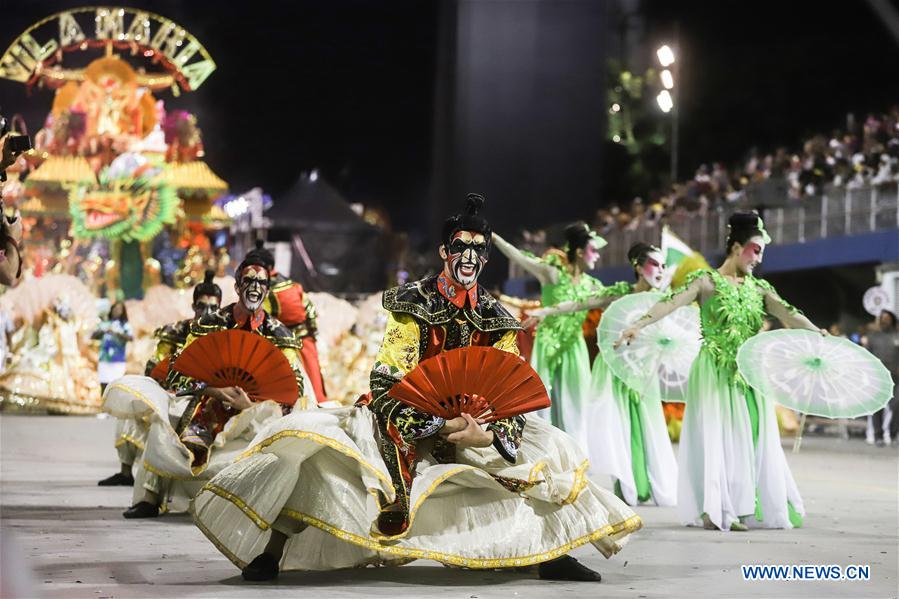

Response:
(2, 0), (897, 237)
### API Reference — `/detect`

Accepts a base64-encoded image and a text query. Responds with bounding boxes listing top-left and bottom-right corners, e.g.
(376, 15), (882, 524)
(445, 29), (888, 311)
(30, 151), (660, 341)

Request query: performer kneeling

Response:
(116, 247), (308, 518)
(98, 271), (221, 487)
(191, 194), (641, 582)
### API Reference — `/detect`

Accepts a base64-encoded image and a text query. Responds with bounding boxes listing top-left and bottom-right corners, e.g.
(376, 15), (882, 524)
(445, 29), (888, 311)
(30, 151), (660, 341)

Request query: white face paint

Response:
(582, 241), (601, 269)
(640, 250), (667, 289)
(737, 235), (766, 275)
(237, 266), (269, 312)
(443, 230), (488, 289)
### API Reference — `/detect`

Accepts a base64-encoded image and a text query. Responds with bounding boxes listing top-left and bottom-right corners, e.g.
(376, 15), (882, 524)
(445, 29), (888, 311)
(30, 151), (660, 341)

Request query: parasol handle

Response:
(792, 413), (807, 453)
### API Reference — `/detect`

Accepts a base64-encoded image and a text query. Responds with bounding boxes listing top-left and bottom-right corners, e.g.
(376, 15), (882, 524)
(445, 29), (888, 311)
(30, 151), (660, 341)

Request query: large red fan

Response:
(388, 346), (550, 423)
(149, 356), (171, 384)
(172, 329), (298, 406)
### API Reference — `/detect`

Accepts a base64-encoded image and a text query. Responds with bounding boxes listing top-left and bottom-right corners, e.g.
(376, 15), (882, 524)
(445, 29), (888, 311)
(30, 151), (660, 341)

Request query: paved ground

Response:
(1, 413), (896, 599)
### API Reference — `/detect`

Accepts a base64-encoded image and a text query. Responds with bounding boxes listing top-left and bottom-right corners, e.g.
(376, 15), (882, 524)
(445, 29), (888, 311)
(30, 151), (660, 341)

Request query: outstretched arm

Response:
(761, 284), (824, 333)
(491, 233), (558, 286)
(616, 272), (707, 346)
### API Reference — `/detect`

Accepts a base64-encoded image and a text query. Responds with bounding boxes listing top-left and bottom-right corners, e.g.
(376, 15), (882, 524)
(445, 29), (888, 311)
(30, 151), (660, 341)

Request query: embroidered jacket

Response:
(359, 274), (527, 521)
(164, 302), (307, 409)
(144, 318), (192, 378)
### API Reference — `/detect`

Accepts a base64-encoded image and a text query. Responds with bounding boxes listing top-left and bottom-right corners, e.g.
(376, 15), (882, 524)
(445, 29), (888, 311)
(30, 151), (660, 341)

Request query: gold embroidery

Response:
(279, 508), (643, 569)
(114, 434), (145, 451)
(236, 429), (395, 489)
(201, 483), (272, 530)
(103, 382), (158, 418)
(192, 469), (644, 571)
(561, 460), (590, 505)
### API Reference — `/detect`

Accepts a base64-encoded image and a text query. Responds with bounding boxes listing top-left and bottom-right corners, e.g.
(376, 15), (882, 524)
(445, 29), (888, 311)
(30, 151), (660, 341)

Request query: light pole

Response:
(656, 43), (678, 182)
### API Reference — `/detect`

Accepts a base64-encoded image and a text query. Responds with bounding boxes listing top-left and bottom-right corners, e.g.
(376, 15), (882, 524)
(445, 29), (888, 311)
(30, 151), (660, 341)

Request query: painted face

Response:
(737, 236), (766, 274)
(443, 230), (489, 288)
(581, 241), (601, 270)
(192, 294), (221, 319)
(640, 251), (667, 289)
(237, 266), (270, 312)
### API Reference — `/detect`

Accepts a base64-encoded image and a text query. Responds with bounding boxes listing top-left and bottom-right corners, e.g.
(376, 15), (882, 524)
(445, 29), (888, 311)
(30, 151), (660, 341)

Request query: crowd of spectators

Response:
(591, 108), (899, 235)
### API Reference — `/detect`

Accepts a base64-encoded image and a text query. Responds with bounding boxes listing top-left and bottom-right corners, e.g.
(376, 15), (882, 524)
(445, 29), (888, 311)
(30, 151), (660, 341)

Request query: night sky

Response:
(2, 0), (897, 232)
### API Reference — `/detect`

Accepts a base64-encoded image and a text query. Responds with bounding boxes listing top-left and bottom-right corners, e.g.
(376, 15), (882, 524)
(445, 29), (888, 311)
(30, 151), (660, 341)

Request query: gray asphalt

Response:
(1, 414), (896, 599)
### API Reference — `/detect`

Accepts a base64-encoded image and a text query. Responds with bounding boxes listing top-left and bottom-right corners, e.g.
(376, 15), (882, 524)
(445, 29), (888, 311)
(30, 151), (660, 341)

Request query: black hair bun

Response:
(564, 221), (590, 249)
(465, 193), (486, 216)
(728, 211), (763, 231)
(203, 269), (215, 284)
(627, 242), (659, 266)
(254, 239), (265, 251)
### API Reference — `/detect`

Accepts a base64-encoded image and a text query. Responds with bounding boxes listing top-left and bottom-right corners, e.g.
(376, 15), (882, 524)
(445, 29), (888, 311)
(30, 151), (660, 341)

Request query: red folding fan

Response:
(388, 346), (550, 423)
(172, 329), (298, 406)
(149, 356), (171, 384)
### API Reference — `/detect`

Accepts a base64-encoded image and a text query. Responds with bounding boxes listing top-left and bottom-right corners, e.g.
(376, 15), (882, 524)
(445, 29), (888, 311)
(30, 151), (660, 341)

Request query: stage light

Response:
(611, 103), (621, 113)
(661, 69), (674, 89)
(657, 90), (673, 113)
(657, 45), (675, 67)
(612, 134), (622, 143)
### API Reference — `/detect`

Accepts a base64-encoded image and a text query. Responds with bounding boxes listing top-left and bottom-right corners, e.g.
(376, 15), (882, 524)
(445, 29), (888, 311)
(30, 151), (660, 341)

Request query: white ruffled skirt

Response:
(580, 355), (678, 506)
(677, 351), (804, 530)
(102, 375), (283, 512)
(191, 406), (642, 571)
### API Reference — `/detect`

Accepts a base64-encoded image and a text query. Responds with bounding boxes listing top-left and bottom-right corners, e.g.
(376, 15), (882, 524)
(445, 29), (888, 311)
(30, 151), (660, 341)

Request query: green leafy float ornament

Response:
(69, 152), (177, 242)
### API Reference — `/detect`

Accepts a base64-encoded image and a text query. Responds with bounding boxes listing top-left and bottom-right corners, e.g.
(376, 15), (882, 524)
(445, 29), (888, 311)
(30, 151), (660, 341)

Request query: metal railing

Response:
(508, 183), (899, 277)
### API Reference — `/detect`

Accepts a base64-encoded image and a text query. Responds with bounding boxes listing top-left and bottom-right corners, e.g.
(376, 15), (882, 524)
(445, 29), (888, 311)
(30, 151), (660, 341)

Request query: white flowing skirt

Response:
(581, 356), (677, 506)
(192, 406), (642, 571)
(102, 375), (283, 512)
(677, 351), (804, 530)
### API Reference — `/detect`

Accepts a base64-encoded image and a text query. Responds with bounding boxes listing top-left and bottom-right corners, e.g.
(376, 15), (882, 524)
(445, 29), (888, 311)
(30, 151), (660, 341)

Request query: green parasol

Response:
(737, 329), (894, 418)
(599, 291), (702, 402)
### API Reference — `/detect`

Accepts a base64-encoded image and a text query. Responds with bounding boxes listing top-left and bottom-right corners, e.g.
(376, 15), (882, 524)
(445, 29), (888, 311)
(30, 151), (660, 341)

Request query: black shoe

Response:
(98, 472), (134, 486)
(122, 501), (160, 519)
(242, 552), (280, 581)
(538, 556), (602, 582)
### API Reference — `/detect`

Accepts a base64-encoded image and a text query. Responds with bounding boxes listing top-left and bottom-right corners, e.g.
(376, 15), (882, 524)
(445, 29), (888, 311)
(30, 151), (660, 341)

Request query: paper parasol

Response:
(737, 329), (894, 418)
(599, 291), (702, 402)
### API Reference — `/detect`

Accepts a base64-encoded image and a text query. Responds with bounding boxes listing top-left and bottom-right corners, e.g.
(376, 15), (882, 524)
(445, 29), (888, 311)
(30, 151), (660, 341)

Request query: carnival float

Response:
(0, 7), (233, 412)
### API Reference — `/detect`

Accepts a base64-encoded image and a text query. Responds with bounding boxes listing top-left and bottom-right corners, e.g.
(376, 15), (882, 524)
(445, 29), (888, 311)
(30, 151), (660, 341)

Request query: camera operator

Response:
(0, 128), (29, 286)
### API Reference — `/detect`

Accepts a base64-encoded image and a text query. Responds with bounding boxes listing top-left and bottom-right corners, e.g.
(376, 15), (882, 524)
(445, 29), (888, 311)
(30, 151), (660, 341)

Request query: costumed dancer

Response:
(248, 240), (330, 405)
(528, 243), (678, 506)
(109, 247), (309, 519)
(617, 212), (826, 530)
(492, 223), (630, 434)
(97, 271), (222, 487)
(190, 194), (641, 582)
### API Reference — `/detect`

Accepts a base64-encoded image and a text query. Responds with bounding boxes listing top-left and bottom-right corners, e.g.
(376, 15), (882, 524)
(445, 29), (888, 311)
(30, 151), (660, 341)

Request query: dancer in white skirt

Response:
(192, 194), (642, 582)
(104, 246), (313, 519)
(618, 213), (826, 531)
(99, 271), (222, 487)
(528, 243), (678, 506)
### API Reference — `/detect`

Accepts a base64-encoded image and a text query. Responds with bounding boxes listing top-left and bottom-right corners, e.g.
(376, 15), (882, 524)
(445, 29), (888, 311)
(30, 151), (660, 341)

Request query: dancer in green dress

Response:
(618, 212), (826, 530)
(492, 223), (629, 434)
(527, 243), (678, 506)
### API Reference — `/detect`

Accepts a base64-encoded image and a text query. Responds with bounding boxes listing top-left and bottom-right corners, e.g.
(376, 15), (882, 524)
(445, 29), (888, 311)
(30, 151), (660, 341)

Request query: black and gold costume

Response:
(144, 319), (192, 380)
(166, 302), (306, 410)
(357, 273), (525, 530)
